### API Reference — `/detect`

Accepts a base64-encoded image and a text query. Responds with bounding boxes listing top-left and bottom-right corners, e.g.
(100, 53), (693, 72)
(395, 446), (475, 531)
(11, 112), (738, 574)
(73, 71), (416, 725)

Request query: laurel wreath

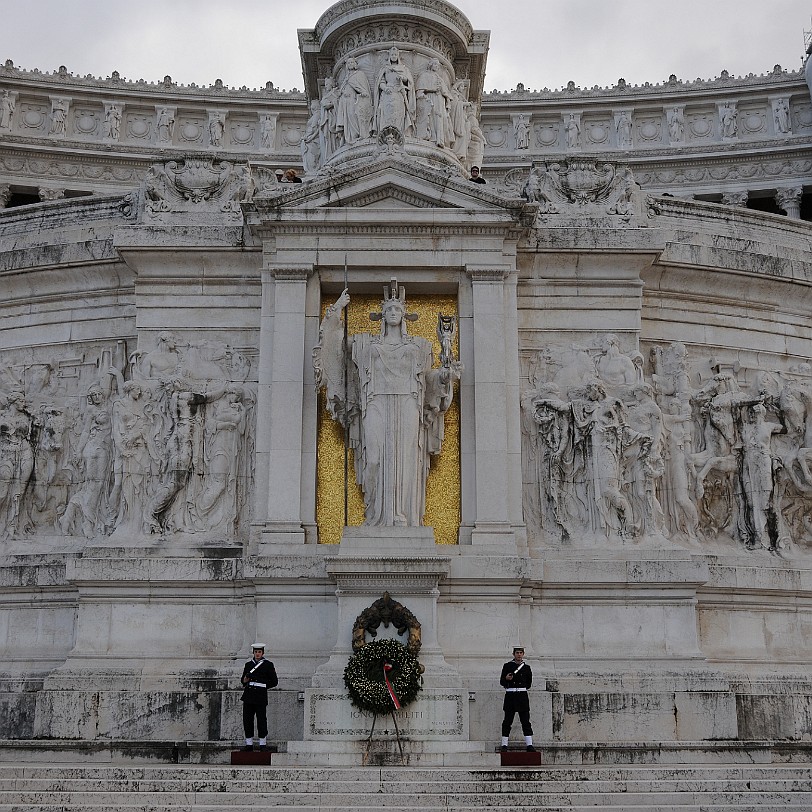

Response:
(343, 638), (422, 715)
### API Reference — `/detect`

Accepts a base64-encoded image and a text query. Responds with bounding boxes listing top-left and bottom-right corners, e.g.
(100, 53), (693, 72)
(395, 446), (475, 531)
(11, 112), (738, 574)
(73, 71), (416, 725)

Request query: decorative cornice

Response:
(270, 264), (313, 281)
(466, 265), (511, 282)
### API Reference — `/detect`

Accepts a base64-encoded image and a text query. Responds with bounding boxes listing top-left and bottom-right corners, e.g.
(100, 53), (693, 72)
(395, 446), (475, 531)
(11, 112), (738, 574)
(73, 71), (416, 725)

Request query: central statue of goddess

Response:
(314, 281), (461, 528)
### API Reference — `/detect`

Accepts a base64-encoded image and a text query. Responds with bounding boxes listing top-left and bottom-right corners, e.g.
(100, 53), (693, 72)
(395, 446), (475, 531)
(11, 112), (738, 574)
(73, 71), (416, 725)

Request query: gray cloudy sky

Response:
(4, 0), (810, 93)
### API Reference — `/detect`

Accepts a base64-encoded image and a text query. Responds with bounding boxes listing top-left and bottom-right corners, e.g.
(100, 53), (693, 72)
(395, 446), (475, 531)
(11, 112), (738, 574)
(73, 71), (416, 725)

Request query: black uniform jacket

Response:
(500, 660), (533, 690)
(240, 658), (278, 706)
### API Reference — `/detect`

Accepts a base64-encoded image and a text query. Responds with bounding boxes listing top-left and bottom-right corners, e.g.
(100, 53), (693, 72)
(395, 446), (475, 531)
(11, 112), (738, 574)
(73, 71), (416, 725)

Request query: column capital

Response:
(269, 264), (313, 281)
(466, 264), (512, 282)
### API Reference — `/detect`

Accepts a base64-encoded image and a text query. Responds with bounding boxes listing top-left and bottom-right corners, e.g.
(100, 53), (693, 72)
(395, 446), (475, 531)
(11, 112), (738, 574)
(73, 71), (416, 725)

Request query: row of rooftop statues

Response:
(302, 48), (485, 173)
(0, 335), (253, 540)
(523, 337), (812, 554)
(1, 324), (812, 554)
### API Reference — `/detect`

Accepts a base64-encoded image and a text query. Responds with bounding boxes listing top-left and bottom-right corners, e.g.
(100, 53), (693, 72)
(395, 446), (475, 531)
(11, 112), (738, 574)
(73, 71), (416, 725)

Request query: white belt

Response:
(249, 682), (267, 688)
(506, 688), (527, 692)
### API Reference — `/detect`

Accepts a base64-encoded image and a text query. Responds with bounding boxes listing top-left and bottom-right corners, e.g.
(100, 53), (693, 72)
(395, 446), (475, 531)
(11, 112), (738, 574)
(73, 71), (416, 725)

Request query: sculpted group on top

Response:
(302, 45), (484, 174)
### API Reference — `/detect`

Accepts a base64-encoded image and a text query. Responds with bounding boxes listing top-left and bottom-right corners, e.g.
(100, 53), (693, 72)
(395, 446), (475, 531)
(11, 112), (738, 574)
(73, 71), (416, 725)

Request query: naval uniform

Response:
(240, 656), (278, 740)
(500, 659), (533, 738)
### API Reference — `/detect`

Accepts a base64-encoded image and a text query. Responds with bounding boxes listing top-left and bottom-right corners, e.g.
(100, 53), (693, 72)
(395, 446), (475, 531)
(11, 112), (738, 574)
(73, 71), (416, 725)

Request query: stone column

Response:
(776, 187), (802, 219)
(253, 264), (312, 546)
(466, 265), (522, 547)
(0, 184), (10, 209)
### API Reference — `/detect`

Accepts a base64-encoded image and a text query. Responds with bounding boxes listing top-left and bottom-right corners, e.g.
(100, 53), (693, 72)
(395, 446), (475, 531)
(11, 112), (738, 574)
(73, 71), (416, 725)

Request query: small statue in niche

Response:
(774, 98), (790, 134)
(49, 100), (67, 136)
(103, 105), (122, 140)
(0, 90), (15, 130)
(720, 104), (737, 138)
(260, 114), (276, 150)
(616, 111), (632, 147)
(209, 113), (225, 147)
(564, 113), (580, 149)
(668, 107), (684, 142)
(514, 114), (531, 150)
(156, 108), (175, 143)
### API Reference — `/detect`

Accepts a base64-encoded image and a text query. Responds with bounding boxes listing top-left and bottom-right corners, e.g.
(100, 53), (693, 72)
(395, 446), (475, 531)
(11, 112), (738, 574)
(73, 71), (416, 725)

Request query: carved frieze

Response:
(523, 339), (812, 554)
(0, 337), (255, 541)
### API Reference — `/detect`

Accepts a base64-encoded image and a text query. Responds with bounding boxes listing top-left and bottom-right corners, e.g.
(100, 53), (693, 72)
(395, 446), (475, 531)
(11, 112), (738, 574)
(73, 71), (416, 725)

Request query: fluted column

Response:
(776, 187), (802, 219)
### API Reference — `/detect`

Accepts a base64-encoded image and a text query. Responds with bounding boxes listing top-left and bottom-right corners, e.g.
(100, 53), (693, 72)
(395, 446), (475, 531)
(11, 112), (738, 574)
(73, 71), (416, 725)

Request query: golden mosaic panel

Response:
(316, 293), (460, 545)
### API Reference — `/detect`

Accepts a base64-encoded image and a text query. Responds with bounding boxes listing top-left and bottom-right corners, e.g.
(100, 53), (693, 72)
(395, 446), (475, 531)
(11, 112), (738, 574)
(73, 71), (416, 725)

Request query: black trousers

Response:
(242, 702), (268, 739)
(501, 691), (533, 737)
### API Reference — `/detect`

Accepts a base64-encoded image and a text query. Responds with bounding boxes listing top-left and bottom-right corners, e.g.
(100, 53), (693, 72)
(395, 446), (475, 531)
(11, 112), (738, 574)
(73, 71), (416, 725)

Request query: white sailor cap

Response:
(251, 642), (266, 650)
(512, 645), (525, 652)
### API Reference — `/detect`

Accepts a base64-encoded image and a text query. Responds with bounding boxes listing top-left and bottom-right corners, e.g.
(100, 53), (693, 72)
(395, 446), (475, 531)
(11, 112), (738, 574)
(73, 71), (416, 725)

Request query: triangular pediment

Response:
(249, 156), (527, 219)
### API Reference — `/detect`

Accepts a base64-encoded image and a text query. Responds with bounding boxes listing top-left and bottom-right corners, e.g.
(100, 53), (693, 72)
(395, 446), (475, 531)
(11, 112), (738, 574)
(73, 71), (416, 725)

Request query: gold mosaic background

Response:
(317, 294), (460, 545)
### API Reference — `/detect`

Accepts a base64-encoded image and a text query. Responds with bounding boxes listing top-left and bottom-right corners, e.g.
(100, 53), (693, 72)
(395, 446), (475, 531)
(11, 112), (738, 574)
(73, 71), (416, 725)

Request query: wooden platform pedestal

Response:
(500, 749), (542, 766)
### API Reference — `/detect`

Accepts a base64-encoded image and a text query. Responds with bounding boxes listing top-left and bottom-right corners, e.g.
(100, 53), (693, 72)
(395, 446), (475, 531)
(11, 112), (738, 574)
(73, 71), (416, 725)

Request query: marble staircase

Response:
(0, 763), (811, 811)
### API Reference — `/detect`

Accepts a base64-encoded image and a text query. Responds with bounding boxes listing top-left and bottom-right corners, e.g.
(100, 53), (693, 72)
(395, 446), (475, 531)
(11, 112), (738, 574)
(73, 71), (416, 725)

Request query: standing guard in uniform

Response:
(500, 645), (535, 751)
(240, 643), (278, 751)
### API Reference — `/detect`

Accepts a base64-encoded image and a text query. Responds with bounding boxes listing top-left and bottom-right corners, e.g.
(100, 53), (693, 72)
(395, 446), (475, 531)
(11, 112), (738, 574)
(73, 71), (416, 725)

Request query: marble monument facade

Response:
(0, 0), (811, 763)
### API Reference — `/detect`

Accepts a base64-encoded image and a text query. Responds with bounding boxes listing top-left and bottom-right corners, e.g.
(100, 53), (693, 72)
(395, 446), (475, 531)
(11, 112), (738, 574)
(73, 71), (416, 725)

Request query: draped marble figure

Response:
(314, 281), (460, 528)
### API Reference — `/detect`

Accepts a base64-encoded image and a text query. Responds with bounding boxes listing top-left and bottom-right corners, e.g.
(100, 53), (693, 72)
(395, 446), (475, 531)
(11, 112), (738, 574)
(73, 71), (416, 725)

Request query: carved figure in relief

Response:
(374, 47), (415, 137)
(623, 385), (664, 536)
(616, 111), (632, 147)
(415, 59), (452, 147)
(189, 385), (247, 533)
(465, 103), (485, 173)
(739, 402), (780, 550)
(314, 281), (460, 527)
(136, 331), (182, 380)
(319, 76), (341, 160)
(448, 80), (469, 162)
(60, 380), (114, 537)
(720, 104), (737, 138)
(564, 113), (580, 149)
(661, 401), (700, 539)
(572, 381), (634, 537)
(49, 100), (67, 136)
(514, 114), (531, 150)
(0, 90), (15, 130)
(668, 107), (684, 142)
(156, 108), (175, 143)
(260, 114), (276, 150)
(336, 58), (373, 145)
(0, 392), (35, 537)
(301, 101), (321, 173)
(103, 105), (121, 140)
(596, 334), (638, 387)
(209, 113), (225, 147)
(108, 375), (160, 537)
(521, 164), (560, 213)
(774, 99), (790, 134)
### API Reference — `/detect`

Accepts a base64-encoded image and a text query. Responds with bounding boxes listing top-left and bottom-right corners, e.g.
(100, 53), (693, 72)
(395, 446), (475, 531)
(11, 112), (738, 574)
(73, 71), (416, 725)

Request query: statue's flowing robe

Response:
(315, 307), (451, 527)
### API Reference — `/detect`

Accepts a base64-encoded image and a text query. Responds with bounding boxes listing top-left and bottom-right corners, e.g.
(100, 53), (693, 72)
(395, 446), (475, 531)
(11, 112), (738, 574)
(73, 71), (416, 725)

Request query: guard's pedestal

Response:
(230, 750), (273, 765)
(501, 749), (542, 766)
(287, 527), (470, 764)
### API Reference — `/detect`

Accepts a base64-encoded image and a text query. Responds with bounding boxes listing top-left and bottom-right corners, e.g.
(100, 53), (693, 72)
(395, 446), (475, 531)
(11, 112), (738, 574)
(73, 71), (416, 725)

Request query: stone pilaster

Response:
(253, 263), (313, 546)
(0, 184), (10, 209)
(465, 265), (522, 548)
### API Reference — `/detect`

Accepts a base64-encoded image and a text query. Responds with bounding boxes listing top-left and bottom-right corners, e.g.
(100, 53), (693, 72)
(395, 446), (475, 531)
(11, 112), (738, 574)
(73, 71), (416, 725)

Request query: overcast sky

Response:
(3, 0), (810, 94)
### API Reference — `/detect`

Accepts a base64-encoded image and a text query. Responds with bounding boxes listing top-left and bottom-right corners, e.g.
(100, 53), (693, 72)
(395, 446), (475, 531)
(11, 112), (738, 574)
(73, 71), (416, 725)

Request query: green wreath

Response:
(343, 638), (422, 715)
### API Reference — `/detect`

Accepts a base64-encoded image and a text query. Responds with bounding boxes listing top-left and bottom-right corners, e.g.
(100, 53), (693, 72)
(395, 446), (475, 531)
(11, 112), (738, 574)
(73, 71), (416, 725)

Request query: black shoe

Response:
(241, 745), (253, 752)
(526, 745), (536, 752)
(500, 745), (508, 752)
